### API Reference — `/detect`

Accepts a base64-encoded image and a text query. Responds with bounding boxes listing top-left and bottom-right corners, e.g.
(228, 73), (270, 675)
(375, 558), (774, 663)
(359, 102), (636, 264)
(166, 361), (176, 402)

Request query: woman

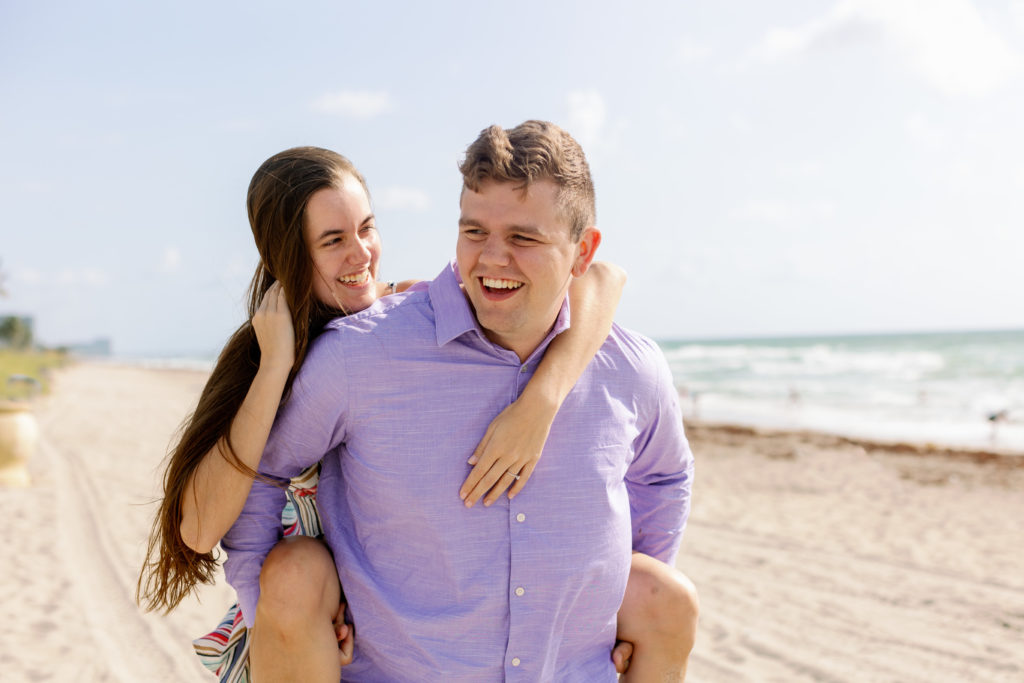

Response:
(138, 147), (697, 681)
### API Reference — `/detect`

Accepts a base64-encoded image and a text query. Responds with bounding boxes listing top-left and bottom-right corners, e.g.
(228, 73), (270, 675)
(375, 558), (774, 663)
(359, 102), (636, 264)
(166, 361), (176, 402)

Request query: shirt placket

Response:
(506, 360), (534, 678)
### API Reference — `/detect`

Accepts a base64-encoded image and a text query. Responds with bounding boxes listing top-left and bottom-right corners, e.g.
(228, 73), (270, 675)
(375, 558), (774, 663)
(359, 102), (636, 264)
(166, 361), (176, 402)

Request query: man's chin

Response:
(474, 311), (515, 341)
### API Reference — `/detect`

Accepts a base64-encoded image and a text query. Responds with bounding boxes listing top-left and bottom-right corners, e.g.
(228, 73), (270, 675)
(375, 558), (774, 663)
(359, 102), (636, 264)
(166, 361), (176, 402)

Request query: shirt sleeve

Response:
(220, 333), (349, 627)
(625, 345), (693, 565)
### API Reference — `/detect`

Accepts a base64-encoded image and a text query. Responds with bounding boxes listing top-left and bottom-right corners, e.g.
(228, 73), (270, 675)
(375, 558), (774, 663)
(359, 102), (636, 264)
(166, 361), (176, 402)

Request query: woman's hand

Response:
(334, 601), (355, 666)
(457, 261), (625, 509)
(252, 281), (295, 372)
(612, 640), (634, 674)
(459, 395), (557, 507)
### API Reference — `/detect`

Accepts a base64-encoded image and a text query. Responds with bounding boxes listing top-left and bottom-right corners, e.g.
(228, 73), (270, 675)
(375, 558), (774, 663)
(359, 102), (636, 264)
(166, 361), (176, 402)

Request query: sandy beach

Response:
(2, 362), (1022, 682)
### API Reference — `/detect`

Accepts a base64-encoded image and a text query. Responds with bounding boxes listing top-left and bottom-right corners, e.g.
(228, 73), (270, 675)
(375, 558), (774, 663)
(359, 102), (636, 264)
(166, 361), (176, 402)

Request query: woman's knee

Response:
(258, 536), (339, 622)
(620, 553), (699, 645)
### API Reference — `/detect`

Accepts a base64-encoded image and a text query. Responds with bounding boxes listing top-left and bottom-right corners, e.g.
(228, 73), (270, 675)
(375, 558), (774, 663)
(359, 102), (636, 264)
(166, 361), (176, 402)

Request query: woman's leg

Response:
(616, 552), (699, 682)
(250, 536), (347, 682)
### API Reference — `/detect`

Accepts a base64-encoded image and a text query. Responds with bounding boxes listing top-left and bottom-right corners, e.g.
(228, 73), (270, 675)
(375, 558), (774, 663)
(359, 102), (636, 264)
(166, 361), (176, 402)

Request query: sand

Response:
(0, 363), (233, 682)
(1, 362), (1022, 682)
(680, 424), (1024, 682)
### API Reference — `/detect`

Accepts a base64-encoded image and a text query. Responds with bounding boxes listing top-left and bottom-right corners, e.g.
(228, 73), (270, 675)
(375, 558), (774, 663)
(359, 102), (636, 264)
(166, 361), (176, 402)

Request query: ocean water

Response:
(114, 330), (1024, 454)
(658, 329), (1024, 454)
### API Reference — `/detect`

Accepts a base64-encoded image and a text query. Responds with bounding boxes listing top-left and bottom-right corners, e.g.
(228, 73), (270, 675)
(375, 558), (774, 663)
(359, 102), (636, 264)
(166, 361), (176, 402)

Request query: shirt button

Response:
(516, 512), (526, 523)
(520, 365), (528, 373)
(512, 657), (521, 667)
(515, 586), (525, 597)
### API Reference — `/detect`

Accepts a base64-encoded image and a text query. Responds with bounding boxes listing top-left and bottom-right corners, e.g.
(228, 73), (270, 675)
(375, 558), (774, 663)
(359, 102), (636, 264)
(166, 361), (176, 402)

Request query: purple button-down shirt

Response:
(222, 261), (693, 681)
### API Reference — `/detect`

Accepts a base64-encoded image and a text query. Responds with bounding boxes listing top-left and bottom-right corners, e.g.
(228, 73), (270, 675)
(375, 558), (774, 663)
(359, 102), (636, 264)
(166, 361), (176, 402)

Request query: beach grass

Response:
(0, 348), (69, 399)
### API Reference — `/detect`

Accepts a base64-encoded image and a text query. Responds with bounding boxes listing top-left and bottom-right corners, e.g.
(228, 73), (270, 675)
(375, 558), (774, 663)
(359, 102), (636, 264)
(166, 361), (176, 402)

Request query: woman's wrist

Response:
(517, 379), (563, 423)
(257, 355), (294, 379)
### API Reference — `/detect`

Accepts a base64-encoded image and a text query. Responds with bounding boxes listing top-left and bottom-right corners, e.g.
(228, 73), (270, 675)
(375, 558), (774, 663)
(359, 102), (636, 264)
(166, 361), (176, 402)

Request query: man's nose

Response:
(479, 236), (509, 266)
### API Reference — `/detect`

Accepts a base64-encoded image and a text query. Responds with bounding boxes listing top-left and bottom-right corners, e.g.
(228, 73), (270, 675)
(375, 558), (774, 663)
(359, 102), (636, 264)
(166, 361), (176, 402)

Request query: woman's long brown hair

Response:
(137, 147), (369, 613)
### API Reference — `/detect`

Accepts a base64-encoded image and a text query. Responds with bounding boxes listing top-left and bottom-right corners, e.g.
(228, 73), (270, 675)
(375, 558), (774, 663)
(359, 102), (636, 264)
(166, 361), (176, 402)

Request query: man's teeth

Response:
(482, 277), (523, 290)
(339, 272), (369, 285)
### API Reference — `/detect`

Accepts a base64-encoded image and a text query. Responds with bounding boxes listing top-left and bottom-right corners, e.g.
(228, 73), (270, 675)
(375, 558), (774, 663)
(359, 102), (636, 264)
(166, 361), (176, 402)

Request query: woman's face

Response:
(302, 177), (382, 314)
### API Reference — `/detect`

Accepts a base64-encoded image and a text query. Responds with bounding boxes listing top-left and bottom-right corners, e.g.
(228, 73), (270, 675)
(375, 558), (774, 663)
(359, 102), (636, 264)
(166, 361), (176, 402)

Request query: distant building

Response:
(67, 338), (113, 357)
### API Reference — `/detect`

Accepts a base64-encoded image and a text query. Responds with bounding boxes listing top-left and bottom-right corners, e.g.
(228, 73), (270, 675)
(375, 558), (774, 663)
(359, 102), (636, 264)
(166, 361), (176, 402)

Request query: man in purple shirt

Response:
(223, 120), (694, 681)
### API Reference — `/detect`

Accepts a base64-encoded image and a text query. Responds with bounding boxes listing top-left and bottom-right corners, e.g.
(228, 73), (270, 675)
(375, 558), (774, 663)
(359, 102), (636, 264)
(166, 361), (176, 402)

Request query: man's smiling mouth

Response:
(481, 277), (523, 293)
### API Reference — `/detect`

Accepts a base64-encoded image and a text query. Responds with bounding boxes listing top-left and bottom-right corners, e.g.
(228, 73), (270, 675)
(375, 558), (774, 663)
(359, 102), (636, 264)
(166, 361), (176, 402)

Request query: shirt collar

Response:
(430, 260), (478, 347)
(429, 260), (572, 362)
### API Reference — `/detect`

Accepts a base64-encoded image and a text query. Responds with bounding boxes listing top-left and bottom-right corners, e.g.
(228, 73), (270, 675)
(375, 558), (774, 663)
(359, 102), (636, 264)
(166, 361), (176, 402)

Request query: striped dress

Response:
(192, 465), (323, 682)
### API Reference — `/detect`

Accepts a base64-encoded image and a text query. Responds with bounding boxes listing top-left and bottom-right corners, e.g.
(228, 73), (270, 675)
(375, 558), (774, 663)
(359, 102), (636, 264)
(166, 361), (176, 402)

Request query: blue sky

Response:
(2, 0), (1022, 356)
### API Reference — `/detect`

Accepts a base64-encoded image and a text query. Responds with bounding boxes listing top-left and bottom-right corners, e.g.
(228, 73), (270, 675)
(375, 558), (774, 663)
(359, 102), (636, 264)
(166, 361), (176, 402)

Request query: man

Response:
(224, 120), (695, 680)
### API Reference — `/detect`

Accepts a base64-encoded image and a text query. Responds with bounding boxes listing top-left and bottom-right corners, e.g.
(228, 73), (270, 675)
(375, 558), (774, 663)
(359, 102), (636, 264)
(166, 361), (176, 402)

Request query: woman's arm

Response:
(377, 279), (419, 297)
(179, 282), (295, 553)
(459, 261), (626, 507)
(181, 278), (413, 553)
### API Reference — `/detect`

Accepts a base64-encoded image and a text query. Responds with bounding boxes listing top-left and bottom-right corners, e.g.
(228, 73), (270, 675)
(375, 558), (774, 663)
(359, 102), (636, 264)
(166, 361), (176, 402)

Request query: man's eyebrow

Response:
(457, 218), (542, 235)
(508, 224), (542, 235)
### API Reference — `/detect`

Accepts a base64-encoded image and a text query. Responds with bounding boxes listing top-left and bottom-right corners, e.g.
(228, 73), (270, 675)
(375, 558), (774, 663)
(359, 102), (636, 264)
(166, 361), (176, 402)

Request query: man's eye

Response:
(513, 235), (537, 244)
(361, 225), (376, 234)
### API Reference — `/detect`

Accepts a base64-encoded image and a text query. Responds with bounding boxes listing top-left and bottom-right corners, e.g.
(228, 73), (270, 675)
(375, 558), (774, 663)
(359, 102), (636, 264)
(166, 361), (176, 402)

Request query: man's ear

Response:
(571, 227), (601, 277)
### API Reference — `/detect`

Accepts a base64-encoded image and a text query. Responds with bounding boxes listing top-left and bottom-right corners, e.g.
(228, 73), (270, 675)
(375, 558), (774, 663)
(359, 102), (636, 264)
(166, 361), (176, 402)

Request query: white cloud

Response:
(13, 267), (41, 285)
(82, 268), (109, 286)
(654, 106), (688, 141)
(373, 186), (431, 212)
(778, 160), (824, 178)
(729, 113), (753, 134)
(752, 13), (877, 62)
(16, 267), (109, 287)
(159, 247), (181, 273)
(566, 90), (607, 149)
(904, 113), (947, 146)
(1012, 0), (1024, 33)
(675, 38), (712, 65)
(311, 90), (394, 119)
(751, 0), (1022, 96)
(8, 181), (50, 194)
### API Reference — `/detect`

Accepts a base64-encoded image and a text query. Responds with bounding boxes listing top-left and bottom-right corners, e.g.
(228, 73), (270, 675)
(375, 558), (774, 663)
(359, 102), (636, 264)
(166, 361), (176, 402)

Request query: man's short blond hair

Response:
(458, 120), (595, 241)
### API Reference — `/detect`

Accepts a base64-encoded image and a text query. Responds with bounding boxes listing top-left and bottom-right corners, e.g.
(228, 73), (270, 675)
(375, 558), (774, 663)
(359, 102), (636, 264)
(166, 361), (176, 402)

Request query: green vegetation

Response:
(0, 260), (66, 399)
(0, 349), (68, 400)
(0, 316), (33, 349)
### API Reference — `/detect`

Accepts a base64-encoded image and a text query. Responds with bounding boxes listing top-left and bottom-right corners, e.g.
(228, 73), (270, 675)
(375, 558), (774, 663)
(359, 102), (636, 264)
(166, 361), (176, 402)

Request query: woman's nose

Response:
(350, 234), (372, 262)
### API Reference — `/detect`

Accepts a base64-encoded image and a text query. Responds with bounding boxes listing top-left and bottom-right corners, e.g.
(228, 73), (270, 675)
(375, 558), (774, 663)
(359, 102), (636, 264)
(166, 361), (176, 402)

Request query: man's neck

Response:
(482, 326), (554, 363)
(460, 288), (567, 362)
